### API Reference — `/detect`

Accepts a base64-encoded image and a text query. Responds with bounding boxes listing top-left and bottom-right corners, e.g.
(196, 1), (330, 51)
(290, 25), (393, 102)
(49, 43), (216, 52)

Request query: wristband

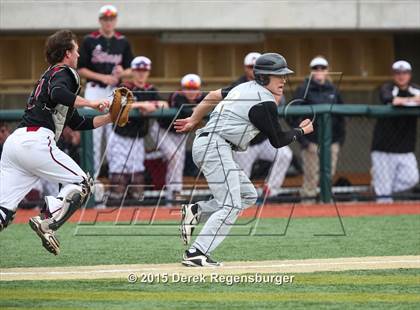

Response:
(295, 127), (305, 136)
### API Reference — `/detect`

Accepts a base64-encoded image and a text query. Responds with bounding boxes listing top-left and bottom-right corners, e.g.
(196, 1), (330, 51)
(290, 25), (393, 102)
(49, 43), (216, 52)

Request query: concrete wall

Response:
(1, 0), (419, 31)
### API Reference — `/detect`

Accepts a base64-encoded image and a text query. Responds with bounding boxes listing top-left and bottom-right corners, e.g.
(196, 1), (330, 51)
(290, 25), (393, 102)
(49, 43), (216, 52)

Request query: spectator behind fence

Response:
(232, 52), (293, 197)
(0, 122), (11, 158)
(106, 56), (167, 202)
(230, 52), (261, 87)
(78, 5), (133, 176)
(371, 60), (420, 202)
(150, 74), (205, 204)
(292, 56), (346, 199)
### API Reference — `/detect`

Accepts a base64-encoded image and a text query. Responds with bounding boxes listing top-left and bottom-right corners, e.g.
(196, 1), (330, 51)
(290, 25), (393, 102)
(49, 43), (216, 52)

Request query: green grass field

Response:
(1, 214), (420, 309)
(1, 269), (420, 309)
(1, 215), (419, 268)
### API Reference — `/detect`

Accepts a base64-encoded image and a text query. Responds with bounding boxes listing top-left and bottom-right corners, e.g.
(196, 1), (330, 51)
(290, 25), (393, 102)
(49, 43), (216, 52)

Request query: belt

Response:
(198, 132), (210, 138)
(88, 82), (107, 88)
(27, 126), (40, 132)
(198, 132), (237, 149)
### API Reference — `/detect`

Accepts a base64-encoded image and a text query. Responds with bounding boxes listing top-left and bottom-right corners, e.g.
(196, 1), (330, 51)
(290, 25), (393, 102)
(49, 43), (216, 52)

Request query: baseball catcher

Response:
(0, 30), (128, 255)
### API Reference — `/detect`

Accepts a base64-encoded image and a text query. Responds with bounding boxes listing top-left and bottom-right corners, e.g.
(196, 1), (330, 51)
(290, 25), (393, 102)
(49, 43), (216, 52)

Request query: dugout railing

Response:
(1, 105), (420, 204)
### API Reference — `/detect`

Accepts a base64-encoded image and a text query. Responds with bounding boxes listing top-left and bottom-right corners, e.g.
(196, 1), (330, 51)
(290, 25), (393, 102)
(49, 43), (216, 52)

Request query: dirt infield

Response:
(1, 256), (419, 281)
(12, 202), (420, 224)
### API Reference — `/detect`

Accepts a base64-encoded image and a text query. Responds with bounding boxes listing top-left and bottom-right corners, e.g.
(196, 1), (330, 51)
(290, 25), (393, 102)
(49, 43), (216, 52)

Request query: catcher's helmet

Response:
(254, 53), (294, 85)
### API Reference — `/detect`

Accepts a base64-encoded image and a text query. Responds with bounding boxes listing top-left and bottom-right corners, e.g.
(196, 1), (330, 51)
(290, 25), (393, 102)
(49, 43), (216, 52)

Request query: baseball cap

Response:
(244, 52), (261, 66)
(181, 74), (201, 89)
(131, 56), (152, 71)
(99, 5), (118, 18)
(392, 60), (412, 72)
(310, 56), (329, 68)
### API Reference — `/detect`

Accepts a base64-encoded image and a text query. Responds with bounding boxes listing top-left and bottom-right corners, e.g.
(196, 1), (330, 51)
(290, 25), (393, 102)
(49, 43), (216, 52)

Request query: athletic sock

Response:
(45, 196), (64, 214)
(188, 247), (205, 256)
(191, 204), (199, 214)
(0, 209), (6, 223)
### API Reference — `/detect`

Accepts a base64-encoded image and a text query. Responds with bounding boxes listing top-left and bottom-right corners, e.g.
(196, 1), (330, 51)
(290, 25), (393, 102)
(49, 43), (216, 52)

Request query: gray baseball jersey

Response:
(196, 81), (276, 151)
(189, 80), (303, 257)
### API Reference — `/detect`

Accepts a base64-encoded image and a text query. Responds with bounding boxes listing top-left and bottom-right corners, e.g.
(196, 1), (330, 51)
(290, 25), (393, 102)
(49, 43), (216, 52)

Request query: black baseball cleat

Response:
(180, 203), (200, 245)
(29, 216), (60, 255)
(182, 248), (222, 267)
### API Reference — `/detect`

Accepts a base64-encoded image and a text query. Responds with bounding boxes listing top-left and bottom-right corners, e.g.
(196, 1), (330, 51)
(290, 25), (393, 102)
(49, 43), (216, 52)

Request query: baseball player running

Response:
(231, 52), (293, 197)
(175, 53), (313, 266)
(150, 74), (205, 204)
(78, 5), (133, 175)
(0, 30), (112, 255)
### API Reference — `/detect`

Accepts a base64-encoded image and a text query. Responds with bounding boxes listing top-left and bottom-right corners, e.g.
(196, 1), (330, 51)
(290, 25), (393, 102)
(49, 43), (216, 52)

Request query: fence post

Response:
(80, 130), (94, 208)
(318, 112), (332, 203)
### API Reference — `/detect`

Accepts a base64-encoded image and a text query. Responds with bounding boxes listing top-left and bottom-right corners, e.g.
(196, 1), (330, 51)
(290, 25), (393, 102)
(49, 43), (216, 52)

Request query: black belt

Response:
(198, 132), (210, 138)
(88, 82), (107, 88)
(198, 132), (237, 149)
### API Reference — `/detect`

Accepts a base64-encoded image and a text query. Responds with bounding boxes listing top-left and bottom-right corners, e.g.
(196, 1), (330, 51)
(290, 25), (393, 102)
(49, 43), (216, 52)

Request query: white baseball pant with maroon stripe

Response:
(0, 127), (87, 212)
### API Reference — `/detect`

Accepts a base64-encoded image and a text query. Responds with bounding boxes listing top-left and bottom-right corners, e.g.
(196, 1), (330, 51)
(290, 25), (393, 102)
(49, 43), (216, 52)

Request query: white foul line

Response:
(1, 259), (419, 277)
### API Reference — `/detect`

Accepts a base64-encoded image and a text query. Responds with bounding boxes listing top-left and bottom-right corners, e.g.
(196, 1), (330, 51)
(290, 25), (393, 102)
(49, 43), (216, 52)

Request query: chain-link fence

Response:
(1, 105), (419, 209)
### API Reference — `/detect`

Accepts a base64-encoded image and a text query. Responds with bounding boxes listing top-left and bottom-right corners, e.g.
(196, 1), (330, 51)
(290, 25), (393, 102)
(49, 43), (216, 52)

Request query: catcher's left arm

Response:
(109, 87), (134, 127)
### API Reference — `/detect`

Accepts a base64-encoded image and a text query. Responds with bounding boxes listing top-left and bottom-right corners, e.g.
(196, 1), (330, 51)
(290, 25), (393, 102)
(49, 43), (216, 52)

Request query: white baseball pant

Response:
(149, 121), (186, 196)
(0, 127), (87, 212)
(106, 134), (145, 174)
(84, 82), (114, 175)
(371, 151), (419, 202)
(234, 139), (292, 189)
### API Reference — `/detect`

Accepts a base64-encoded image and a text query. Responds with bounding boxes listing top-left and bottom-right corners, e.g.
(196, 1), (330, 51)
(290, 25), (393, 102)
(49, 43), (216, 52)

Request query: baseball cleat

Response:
(180, 203), (200, 245)
(29, 216), (60, 255)
(182, 248), (222, 267)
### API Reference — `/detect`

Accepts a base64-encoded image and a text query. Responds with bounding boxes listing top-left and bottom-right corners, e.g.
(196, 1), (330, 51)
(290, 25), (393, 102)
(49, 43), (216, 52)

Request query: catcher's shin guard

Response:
(0, 206), (16, 232)
(46, 175), (94, 231)
(48, 191), (83, 231)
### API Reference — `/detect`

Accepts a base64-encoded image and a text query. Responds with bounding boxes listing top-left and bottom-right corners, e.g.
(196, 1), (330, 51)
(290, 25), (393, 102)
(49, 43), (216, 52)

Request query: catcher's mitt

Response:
(110, 87), (133, 127)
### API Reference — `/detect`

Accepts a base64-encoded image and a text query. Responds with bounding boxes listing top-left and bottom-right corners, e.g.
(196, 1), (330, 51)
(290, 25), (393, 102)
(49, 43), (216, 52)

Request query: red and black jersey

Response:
(19, 65), (94, 141)
(158, 91), (206, 133)
(78, 31), (133, 87)
(114, 82), (162, 138)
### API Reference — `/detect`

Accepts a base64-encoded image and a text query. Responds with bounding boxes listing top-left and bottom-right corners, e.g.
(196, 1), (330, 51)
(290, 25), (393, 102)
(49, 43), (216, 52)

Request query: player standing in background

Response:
(0, 30), (112, 255)
(150, 74), (205, 205)
(232, 52), (293, 197)
(292, 56), (345, 200)
(78, 4), (133, 175)
(371, 60), (420, 202)
(230, 52), (261, 87)
(107, 56), (166, 202)
(175, 53), (313, 266)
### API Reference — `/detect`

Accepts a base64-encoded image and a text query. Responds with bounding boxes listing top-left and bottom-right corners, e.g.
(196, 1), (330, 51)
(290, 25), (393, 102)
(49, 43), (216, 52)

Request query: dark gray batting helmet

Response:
(253, 53), (294, 76)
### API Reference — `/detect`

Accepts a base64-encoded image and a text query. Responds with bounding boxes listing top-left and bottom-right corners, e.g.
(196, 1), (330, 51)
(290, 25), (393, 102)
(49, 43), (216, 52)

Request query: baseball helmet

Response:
(181, 73), (201, 89)
(253, 53), (294, 85)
